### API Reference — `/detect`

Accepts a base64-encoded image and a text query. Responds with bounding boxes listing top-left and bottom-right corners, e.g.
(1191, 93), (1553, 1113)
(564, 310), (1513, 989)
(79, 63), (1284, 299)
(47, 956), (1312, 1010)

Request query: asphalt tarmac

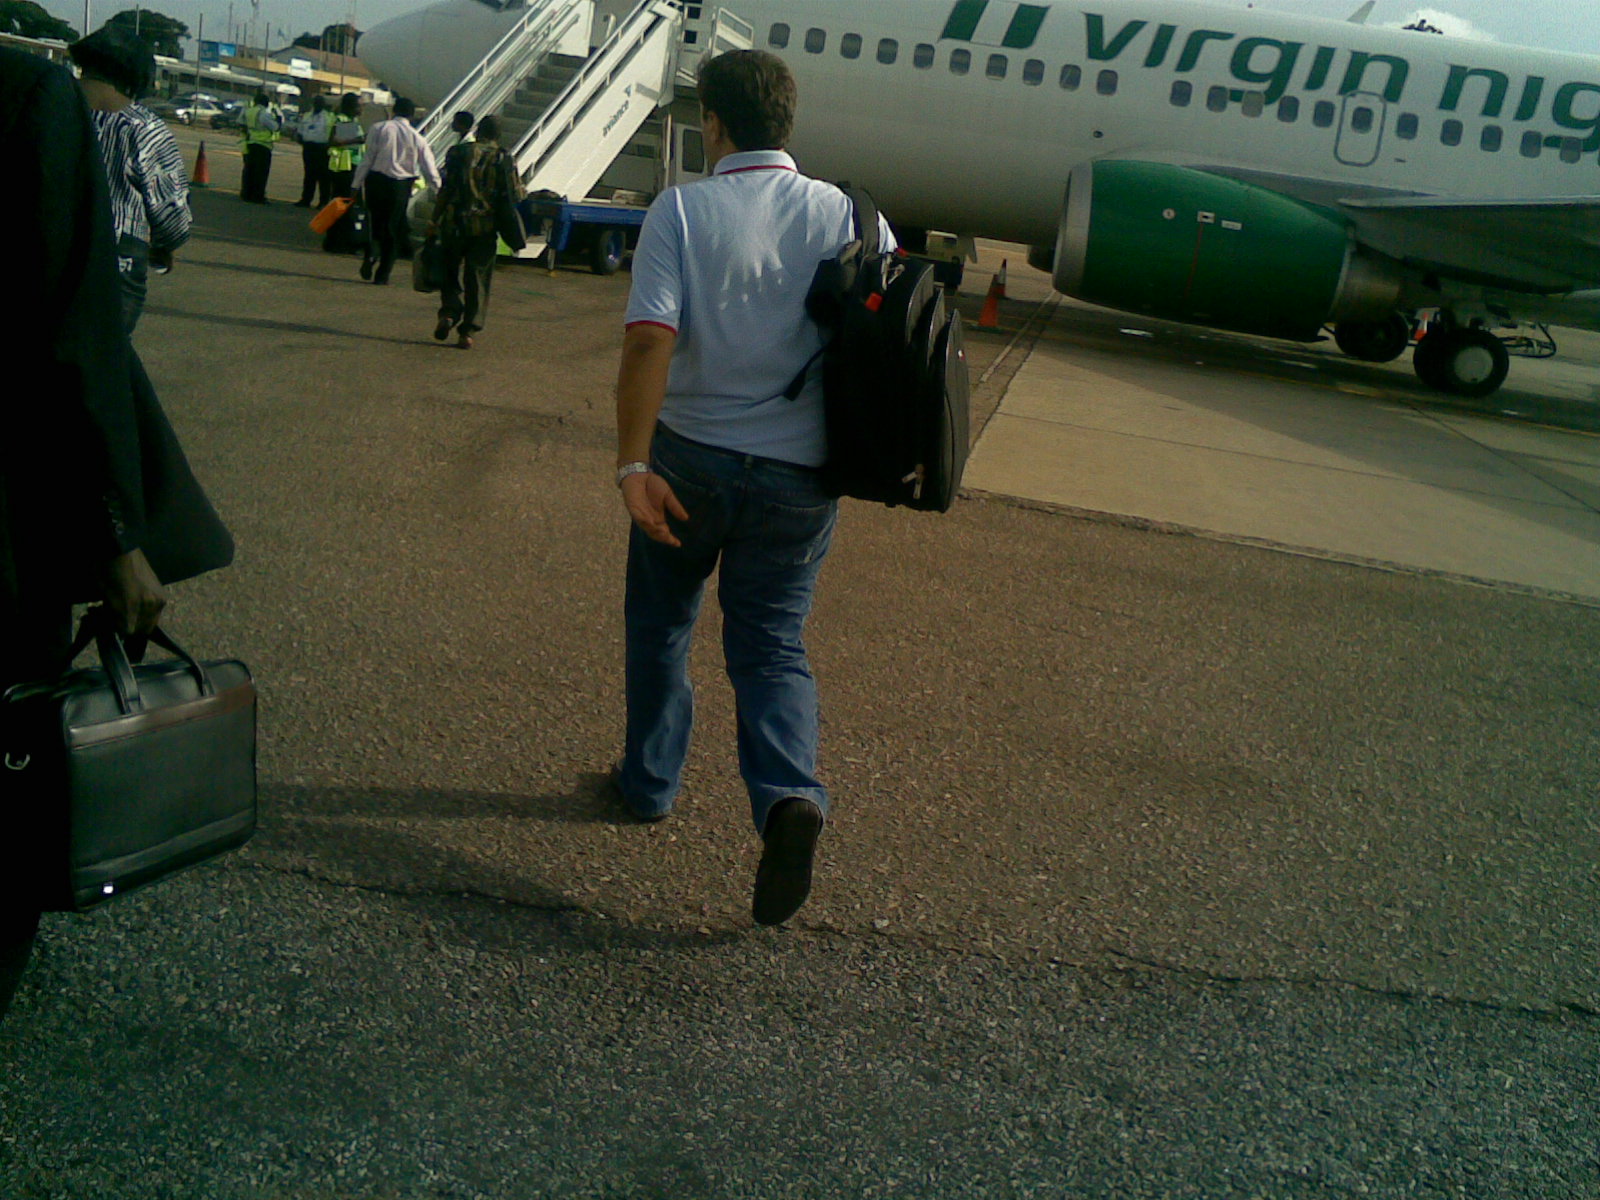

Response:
(1, 132), (1596, 1199)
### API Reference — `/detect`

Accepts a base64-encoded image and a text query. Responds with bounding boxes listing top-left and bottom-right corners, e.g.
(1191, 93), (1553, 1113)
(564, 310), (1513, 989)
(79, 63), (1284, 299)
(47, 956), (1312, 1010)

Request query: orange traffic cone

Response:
(977, 260), (1006, 328)
(193, 140), (211, 187)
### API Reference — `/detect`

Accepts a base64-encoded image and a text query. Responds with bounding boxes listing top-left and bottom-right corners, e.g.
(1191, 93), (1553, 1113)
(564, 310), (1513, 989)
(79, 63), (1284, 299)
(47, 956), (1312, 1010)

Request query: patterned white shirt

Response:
(89, 103), (191, 252)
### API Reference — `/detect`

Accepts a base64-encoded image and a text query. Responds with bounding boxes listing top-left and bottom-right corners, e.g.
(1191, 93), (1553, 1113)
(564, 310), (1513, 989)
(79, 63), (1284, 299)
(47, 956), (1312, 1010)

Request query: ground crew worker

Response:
(294, 95), (334, 209)
(239, 89), (281, 204)
(327, 92), (365, 198)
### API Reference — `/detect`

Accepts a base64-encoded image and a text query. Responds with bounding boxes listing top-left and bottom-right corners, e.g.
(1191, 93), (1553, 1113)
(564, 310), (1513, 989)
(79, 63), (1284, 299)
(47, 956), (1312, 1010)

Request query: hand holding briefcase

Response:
(2, 610), (256, 912)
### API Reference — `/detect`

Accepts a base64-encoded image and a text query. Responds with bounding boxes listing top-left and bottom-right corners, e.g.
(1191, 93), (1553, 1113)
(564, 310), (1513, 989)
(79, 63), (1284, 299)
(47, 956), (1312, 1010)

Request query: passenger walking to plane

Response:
(69, 27), (191, 333)
(429, 114), (523, 349)
(444, 108), (475, 152)
(238, 90), (282, 204)
(0, 47), (233, 1021)
(613, 49), (895, 926)
(353, 96), (441, 285)
(294, 95), (335, 209)
(327, 92), (365, 198)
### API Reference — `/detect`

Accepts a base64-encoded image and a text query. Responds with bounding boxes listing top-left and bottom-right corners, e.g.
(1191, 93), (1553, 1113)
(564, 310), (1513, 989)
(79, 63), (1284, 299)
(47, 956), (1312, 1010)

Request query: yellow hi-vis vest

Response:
(327, 119), (364, 172)
(241, 104), (280, 148)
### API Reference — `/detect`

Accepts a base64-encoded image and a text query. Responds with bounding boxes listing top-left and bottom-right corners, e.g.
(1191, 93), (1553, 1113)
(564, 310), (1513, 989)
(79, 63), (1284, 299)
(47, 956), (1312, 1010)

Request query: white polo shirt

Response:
(625, 149), (896, 468)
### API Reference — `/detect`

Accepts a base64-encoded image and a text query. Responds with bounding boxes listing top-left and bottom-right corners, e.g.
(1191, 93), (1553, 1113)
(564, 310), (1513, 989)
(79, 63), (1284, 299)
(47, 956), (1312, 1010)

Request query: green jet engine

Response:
(1039, 161), (1405, 341)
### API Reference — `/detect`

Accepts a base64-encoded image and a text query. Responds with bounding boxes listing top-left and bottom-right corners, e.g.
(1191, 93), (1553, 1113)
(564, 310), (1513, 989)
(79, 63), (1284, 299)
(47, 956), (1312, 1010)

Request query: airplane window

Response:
(1170, 81), (1192, 107)
(768, 23), (789, 49)
(914, 43), (934, 69)
(1241, 92), (1265, 117)
(1060, 64), (1081, 91)
(805, 27), (825, 53)
(950, 48), (970, 75)
(1441, 118), (1462, 146)
(987, 54), (1007, 79)
(1561, 138), (1583, 163)
(1351, 106), (1374, 133)
(680, 128), (705, 174)
(1521, 130), (1543, 157)
(1277, 96), (1299, 122)
(1396, 112), (1418, 139)
(841, 32), (861, 59)
(1206, 86), (1228, 112)
(1481, 125), (1502, 152)
(1097, 70), (1118, 96)
(878, 39), (898, 64)
(1313, 101), (1336, 128)
(1023, 59), (1043, 85)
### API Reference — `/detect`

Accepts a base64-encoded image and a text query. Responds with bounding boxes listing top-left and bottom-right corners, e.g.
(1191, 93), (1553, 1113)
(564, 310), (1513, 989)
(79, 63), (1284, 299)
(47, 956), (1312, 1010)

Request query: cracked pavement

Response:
(1, 134), (1597, 1198)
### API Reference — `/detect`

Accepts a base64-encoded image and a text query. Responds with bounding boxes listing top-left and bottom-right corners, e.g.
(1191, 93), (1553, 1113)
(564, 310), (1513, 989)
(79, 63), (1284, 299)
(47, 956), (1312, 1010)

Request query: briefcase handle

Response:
(70, 608), (216, 715)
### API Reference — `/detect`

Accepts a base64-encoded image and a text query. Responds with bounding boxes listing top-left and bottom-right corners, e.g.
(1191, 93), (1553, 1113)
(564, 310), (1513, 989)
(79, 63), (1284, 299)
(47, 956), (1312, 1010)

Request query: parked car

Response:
(151, 92), (224, 125)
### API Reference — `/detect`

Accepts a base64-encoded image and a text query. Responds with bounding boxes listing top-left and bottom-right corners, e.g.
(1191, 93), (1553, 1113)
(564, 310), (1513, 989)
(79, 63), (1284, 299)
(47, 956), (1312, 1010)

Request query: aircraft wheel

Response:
(1334, 314), (1411, 362)
(589, 229), (626, 276)
(1412, 328), (1509, 397)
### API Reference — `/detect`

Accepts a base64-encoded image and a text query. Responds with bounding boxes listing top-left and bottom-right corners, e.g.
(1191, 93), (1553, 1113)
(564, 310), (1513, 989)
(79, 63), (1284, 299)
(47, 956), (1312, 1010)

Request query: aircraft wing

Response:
(1334, 195), (1600, 294)
(1199, 166), (1600, 293)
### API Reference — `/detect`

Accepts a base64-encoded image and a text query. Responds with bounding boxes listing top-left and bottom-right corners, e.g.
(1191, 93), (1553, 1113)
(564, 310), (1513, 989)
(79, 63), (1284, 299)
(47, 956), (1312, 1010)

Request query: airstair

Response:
(416, 0), (754, 256)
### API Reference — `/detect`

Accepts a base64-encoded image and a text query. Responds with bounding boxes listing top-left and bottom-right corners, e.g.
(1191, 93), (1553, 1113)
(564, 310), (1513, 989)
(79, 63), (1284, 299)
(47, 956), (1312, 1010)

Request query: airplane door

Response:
(671, 124), (707, 187)
(1335, 92), (1386, 168)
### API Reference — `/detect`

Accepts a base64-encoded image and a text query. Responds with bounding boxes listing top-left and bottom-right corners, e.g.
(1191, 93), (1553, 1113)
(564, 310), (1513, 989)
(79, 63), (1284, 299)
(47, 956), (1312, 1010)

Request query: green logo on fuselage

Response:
(941, 0), (1049, 49)
(936, 2), (1600, 151)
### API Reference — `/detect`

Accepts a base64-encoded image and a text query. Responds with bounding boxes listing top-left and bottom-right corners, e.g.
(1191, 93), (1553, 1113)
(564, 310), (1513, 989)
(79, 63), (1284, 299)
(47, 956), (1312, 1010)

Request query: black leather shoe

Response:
(359, 259), (373, 281)
(433, 317), (453, 341)
(752, 798), (823, 926)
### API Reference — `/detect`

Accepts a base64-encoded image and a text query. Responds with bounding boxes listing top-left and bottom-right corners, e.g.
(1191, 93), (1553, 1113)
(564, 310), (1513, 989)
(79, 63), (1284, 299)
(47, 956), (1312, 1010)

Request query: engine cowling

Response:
(1048, 161), (1403, 341)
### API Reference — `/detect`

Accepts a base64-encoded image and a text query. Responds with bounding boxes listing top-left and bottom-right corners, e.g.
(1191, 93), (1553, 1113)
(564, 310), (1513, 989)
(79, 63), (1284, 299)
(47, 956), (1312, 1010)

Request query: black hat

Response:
(70, 27), (156, 99)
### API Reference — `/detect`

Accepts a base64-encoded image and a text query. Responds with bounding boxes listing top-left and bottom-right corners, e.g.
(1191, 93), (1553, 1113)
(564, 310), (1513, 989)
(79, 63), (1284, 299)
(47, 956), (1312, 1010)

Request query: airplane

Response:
(359, 0), (1600, 398)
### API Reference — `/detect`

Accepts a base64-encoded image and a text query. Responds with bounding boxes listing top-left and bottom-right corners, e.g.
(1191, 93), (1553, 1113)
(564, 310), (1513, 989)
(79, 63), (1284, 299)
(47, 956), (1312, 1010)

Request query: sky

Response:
(34, 0), (1600, 61)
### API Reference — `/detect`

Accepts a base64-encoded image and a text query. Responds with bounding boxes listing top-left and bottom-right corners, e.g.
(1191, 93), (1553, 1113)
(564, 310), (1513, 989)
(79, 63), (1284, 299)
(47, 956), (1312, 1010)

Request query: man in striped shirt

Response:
(70, 28), (191, 333)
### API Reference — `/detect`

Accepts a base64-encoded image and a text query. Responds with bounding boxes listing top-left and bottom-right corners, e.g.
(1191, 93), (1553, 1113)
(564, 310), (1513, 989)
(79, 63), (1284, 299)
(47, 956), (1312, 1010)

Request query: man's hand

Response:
(620, 471), (688, 547)
(103, 549), (166, 636)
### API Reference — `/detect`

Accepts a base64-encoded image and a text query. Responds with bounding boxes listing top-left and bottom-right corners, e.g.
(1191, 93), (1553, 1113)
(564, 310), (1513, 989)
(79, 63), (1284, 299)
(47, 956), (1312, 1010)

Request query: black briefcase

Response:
(1, 612), (256, 912)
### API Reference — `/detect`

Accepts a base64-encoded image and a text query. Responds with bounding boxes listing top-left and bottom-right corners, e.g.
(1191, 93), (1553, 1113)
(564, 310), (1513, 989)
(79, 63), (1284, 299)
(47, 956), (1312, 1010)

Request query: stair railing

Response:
(508, 0), (681, 190)
(417, 0), (590, 154)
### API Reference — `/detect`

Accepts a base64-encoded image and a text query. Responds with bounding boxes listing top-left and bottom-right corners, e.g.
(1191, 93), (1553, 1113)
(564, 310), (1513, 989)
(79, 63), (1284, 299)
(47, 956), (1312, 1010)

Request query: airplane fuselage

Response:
(740, 0), (1600, 245)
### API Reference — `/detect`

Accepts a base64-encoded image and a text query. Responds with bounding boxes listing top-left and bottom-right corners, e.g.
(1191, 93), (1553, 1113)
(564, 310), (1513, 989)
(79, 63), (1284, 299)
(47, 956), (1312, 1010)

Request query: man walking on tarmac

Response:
(353, 97), (440, 286)
(613, 49), (895, 926)
(239, 90), (281, 203)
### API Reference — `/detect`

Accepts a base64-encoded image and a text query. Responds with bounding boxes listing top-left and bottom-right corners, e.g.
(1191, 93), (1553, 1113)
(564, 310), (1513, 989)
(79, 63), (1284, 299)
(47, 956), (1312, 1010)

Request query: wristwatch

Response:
(615, 461), (652, 488)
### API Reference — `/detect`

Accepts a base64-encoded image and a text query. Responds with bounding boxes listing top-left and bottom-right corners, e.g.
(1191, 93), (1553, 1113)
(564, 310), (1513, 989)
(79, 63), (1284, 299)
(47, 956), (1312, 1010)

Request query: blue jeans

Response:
(622, 424), (837, 833)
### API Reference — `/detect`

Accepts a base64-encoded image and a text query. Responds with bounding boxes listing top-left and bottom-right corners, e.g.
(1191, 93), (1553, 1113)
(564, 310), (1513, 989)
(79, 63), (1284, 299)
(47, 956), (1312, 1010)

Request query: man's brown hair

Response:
(696, 49), (796, 151)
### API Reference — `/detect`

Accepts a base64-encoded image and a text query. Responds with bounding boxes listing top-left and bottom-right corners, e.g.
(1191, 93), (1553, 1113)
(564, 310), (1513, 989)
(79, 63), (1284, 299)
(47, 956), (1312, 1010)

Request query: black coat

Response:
(0, 50), (231, 627)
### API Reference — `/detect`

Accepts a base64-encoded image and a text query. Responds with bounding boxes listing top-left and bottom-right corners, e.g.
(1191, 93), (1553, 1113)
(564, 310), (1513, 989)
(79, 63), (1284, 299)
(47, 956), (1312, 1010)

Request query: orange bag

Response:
(310, 196), (352, 235)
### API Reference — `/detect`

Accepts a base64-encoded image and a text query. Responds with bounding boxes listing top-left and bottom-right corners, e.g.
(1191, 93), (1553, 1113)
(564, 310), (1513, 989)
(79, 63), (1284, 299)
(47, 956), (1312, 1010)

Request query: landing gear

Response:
(1412, 326), (1510, 397)
(1334, 314), (1411, 362)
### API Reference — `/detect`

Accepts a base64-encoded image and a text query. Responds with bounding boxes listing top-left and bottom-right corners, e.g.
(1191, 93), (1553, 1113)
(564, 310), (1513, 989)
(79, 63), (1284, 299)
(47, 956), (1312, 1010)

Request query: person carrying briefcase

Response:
(1, 48), (237, 1020)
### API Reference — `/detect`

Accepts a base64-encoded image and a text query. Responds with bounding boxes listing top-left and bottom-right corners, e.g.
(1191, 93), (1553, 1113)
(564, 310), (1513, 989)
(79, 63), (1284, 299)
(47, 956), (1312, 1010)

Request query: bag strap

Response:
(844, 185), (879, 259)
(71, 608), (215, 714)
(777, 185), (880, 403)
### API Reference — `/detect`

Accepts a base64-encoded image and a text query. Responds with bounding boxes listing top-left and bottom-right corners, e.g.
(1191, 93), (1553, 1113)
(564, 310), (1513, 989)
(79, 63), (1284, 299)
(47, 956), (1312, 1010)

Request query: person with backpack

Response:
(428, 113), (523, 349)
(613, 49), (895, 926)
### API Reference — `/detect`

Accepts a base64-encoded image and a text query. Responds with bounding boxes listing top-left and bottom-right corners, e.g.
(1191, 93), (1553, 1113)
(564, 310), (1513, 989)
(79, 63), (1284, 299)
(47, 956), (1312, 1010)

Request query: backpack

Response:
(799, 186), (970, 512)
